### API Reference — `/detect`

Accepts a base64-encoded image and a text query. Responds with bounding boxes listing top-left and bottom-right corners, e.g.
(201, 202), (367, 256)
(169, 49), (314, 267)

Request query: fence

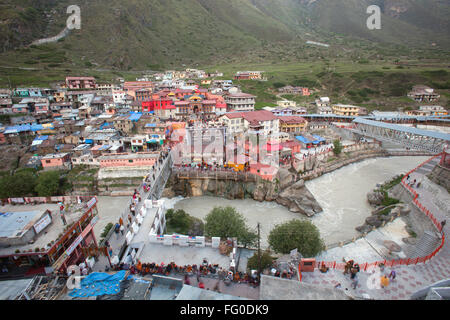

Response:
(2, 195), (95, 206)
(311, 153), (446, 274)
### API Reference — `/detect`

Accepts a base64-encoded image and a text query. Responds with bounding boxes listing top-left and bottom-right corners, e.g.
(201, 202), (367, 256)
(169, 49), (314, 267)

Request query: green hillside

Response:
(0, 0), (449, 72)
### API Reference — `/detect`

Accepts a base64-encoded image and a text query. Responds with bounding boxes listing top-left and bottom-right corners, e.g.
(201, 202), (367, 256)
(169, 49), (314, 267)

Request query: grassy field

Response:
(203, 59), (450, 111)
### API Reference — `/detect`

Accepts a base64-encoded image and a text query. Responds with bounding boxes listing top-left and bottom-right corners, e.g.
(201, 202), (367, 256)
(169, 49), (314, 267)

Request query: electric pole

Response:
(257, 222), (261, 284)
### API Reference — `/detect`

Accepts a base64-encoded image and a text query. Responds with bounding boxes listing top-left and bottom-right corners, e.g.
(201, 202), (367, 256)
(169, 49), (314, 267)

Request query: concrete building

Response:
(332, 104), (360, 116)
(98, 152), (158, 168)
(220, 110), (279, 136)
(277, 116), (308, 134)
(225, 93), (256, 112)
(0, 197), (99, 276)
(40, 153), (72, 170)
(408, 85), (440, 102)
(66, 77), (97, 90)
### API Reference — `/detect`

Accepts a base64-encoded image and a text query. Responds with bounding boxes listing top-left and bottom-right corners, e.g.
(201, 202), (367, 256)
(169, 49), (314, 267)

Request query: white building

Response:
(225, 92), (256, 112)
(220, 110), (279, 136)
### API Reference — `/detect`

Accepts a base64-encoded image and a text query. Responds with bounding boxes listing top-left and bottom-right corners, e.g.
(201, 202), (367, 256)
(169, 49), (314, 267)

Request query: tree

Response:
(204, 206), (257, 247)
(247, 250), (275, 271)
(333, 139), (343, 156)
(166, 209), (192, 234)
(273, 82), (285, 89)
(268, 220), (325, 257)
(0, 169), (38, 198)
(35, 171), (61, 197)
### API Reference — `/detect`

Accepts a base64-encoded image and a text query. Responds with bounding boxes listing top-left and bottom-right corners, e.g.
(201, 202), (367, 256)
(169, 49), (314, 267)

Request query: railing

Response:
(173, 167), (259, 182)
(311, 153), (446, 274)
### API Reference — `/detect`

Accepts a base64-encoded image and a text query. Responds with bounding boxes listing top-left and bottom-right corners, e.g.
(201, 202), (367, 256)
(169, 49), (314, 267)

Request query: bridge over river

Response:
(351, 118), (450, 154)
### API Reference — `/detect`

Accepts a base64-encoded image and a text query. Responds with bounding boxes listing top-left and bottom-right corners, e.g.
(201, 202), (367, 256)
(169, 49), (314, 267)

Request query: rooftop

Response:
(0, 203), (84, 257)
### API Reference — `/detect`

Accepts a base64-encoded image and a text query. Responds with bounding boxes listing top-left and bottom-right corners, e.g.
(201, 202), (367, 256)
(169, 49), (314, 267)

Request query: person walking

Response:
(114, 223), (121, 239)
(351, 273), (359, 290)
(389, 270), (396, 282)
(59, 204), (67, 225)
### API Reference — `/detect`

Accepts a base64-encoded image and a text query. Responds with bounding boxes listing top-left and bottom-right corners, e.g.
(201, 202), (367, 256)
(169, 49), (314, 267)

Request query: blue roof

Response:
(312, 135), (326, 143)
(85, 139), (94, 144)
(31, 124), (44, 131)
(34, 135), (49, 141)
(5, 125), (31, 133)
(128, 112), (143, 122)
(295, 136), (312, 144)
(353, 118), (450, 141)
(145, 123), (157, 128)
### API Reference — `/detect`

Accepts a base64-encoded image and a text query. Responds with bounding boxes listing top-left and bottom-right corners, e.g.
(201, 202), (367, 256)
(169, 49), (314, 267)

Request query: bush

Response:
(101, 223), (114, 238)
(247, 250), (275, 271)
(268, 220), (324, 257)
(273, 82), (285, 89)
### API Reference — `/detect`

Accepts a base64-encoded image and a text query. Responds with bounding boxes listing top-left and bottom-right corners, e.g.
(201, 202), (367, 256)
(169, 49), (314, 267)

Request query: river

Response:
(170, 156), (429, 248)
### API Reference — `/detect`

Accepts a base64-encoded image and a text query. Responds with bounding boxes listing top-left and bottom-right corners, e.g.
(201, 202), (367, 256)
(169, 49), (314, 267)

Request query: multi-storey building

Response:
(225, 93), (256, 112)
(277, 116), (308, 134)
(332, 104), (360, 116)
(66, 77), (97, 90)
(220, 110), (279, 136)
(408, 85), (440, 102)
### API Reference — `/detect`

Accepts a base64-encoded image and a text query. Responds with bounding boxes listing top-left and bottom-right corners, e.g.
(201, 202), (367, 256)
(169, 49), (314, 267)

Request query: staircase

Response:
(414, 158), (440, 175)
(407, 230), (441, 259)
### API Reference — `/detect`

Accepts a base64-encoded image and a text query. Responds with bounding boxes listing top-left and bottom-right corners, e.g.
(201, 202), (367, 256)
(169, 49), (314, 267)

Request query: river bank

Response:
(171, 156), (430, 247)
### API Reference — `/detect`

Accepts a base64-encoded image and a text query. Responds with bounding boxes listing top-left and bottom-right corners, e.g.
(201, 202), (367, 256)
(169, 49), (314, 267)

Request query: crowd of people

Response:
(108, 258), (261, 287)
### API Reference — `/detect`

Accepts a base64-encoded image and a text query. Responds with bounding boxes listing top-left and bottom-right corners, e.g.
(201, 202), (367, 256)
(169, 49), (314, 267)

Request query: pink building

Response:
(66, 77), (97, 90)
(249, 163), (278, 181)
(41, 153), (71, 169)
(98, 153), (158, 168)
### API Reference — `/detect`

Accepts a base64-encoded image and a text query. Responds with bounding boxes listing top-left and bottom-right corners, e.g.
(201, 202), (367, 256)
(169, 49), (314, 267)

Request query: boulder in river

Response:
(276, 180), (323, 217)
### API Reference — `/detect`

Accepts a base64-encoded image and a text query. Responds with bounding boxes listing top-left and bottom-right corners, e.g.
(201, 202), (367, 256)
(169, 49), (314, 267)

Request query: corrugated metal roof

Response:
(353, 118), (450, 141)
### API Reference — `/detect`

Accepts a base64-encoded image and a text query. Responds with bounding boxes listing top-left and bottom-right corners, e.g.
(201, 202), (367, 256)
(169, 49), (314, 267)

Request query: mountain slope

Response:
(0, 0), (448, 70)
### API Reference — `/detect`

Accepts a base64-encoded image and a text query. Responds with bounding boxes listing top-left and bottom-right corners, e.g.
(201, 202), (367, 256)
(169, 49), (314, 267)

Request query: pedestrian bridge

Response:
(351, 118), (450, 154)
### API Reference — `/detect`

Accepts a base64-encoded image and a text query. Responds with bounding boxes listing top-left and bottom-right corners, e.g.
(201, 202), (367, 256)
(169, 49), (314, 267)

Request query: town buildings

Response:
(278, 86), (310, 96)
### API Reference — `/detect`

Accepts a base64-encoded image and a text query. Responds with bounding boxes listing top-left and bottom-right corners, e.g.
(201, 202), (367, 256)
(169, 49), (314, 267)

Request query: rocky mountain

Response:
(0, 0), (448, 69)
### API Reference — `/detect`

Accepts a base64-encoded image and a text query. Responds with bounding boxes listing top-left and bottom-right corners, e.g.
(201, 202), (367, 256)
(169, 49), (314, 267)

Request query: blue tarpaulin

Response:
(69, 271), (130, 298)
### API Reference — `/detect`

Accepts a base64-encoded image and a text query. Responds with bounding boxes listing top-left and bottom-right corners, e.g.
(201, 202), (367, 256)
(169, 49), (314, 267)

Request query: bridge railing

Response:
(310, 153), (446, 276)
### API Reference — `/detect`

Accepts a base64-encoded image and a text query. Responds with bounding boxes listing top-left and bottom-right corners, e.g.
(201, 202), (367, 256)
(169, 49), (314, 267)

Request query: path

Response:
(100, 152), (172, 261)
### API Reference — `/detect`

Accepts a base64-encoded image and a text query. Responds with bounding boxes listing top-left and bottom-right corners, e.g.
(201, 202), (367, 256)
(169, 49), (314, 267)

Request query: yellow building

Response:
(277, 116), (308, 134)
(332, 104), (360, 116)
